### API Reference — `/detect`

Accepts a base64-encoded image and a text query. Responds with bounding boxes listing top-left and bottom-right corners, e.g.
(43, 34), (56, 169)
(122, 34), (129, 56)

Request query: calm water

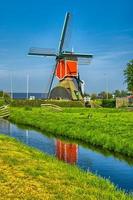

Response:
(0, 119), (133, 192)
(12, 92), (47, 99)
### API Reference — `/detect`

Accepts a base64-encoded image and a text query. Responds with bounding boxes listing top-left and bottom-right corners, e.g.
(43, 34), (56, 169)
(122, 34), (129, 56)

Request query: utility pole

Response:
(2, 90), (4, 99)
(27, 74), (29, 99)
(10, 73), (13, 99)
(105, 73), (108, 99)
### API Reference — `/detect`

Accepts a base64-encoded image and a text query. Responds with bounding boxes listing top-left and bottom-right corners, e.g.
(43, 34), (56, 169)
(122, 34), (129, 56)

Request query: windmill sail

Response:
(62, 52), (93, 58)
(61, 52), (93, 65)
(77, 57), (92, 65)
(47, 62), (58, 98)
(58, 12), (72, 53)
(28, 12), (93, 100)
(28, 47), (57, 57)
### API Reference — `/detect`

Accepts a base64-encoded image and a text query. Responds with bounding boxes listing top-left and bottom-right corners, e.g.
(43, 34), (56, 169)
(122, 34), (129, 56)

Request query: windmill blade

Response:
(28, 47), (57, 57)
(47, 61), (58, 98)
(77, 57), (92, 65)
(71, 53), (93, 58)
(62, 52), (93, 58)
(58, 12), (71, 53)
(61, 52), (93, 65)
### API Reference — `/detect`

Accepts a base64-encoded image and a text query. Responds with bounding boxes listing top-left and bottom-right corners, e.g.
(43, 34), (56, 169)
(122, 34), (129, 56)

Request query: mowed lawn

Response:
(10, 107), (133, 157)
(0, 134), (132, 200)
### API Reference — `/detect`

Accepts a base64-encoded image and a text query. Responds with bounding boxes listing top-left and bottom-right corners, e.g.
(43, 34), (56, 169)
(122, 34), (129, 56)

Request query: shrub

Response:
(3, 93), (11, 104)
(11, 99), (42, 107)
(101, 99), (116, 108)
(11, 99), (84, 107)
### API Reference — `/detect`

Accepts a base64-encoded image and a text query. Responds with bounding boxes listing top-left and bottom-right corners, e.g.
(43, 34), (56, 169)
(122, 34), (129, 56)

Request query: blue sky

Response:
(0, 0), (133, 93)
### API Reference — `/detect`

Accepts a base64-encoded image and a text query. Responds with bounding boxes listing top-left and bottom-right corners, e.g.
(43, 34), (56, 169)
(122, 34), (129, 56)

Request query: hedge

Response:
(101, 99), (116, 108)
(10, 99), (84, 107)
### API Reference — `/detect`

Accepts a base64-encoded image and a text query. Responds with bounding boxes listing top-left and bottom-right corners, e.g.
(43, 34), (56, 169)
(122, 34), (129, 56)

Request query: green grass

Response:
(0, 134), (132, 200)
(9, 107), (133, 157)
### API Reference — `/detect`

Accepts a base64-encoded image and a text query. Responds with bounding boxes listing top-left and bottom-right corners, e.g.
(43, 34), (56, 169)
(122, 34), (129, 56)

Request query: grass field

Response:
(0, 134), (132, 200)
(9, 107), (133, 157)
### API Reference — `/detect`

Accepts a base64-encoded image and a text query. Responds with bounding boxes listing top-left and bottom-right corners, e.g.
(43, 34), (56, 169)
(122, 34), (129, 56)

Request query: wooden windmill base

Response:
(50, 77), (83, 100)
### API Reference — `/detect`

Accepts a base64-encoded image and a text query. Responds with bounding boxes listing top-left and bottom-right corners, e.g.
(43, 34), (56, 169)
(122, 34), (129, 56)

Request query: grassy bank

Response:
(0, 134), (132, 200)
(9, 107), (133, 157)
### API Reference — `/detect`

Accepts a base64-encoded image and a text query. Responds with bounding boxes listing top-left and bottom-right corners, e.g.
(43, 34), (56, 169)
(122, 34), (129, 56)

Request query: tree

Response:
(124, 60), (133, 93)
(114, 90), (121, 97)
(98, 91), (106, 99)
(114, 90), (127, 97)
(98, 91), (112, 99)
(120, 90), (127, 97)
(91, 93), (97, 100)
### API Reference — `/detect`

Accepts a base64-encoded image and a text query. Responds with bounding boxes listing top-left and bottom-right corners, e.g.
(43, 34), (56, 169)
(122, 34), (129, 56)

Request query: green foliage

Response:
(11, 99), (84, 107)
(101, 99), (116, 108)
(91, 93), (97, 100)
(0, 99), (5, 107)
(3, 93), (11, 104)
(0, 134), (132, 200)
(114, 90), (127, 97)
(10, 107), (133, 157)
(11, 99), (42, 107)
(98, 91), (112, 99)
(0, 91), (4, 98)
(0, 91), (11, 105)
(124, 60), (133, 93)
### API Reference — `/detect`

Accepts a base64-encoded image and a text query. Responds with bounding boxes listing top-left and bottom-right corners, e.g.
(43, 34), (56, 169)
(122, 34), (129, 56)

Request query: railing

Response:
(41, 104), (63, 111)
(0, 105), (10, 118)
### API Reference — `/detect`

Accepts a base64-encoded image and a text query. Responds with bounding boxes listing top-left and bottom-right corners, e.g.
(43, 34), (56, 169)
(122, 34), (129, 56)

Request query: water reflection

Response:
(0, 119), (133, 192)
(56, 140), (78, 164)
(0, 118), (10, 134)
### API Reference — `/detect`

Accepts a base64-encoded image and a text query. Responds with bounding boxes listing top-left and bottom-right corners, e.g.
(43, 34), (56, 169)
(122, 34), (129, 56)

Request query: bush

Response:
(0, 92), (11, 105)
(11, 99), (43, 107)
(101, 99), (116, 108)
(4, 93), (11, 104)
(11, 99), (84, 107)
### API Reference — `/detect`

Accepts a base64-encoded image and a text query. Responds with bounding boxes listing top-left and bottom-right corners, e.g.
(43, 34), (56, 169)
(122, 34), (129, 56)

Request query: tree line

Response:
(89, 90), (128, 100)
(88, 59), (133, 100)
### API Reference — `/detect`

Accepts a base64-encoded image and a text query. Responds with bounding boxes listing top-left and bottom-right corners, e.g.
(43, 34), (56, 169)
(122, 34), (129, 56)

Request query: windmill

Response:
(28, 12), (93, 100)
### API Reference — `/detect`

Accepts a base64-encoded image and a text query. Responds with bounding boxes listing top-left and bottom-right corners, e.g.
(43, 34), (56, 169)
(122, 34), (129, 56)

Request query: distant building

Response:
(116, 96), (133, 108)
(29, 96), (35, 100)
(127, 95), (133, 104)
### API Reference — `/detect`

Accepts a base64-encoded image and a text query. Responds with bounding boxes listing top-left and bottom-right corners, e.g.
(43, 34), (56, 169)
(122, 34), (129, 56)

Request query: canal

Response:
(0, 119), (133, 192)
